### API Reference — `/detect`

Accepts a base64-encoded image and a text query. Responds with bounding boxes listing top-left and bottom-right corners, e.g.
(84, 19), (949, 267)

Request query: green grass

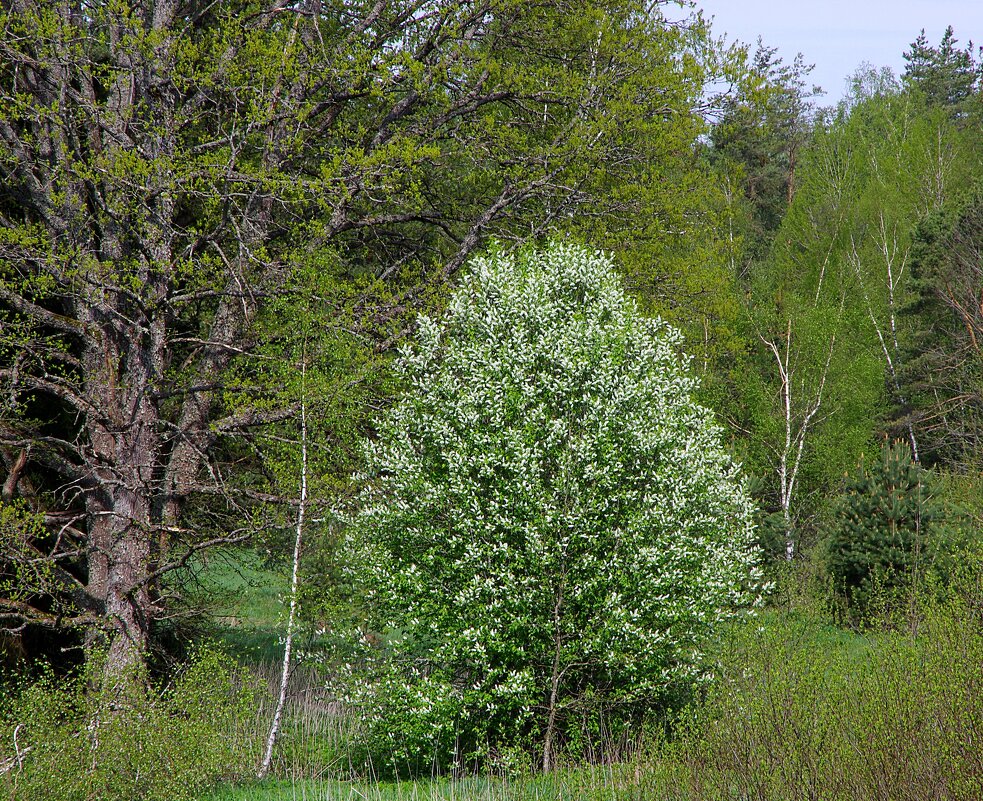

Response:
(187, 548), (290, 664)
(202, 766), (676, 801)
(170, 552), (983, 800)
(741, 608), (874, 658)
(204, 776), (538, 801)
(202, 548), (288, 626)
(204, 591), (983, 801)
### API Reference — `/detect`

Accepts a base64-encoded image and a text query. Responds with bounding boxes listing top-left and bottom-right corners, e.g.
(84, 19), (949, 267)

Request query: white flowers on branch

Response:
(336, 242), (762, 775)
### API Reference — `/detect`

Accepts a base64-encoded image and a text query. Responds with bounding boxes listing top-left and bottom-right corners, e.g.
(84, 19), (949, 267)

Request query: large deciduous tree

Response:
(0, 0), (720, 677)
(336, 243), (762, 774)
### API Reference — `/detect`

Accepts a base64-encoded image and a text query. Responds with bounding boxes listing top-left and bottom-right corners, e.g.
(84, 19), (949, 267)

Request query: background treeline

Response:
(721, 29), (983, 568)
(1, 1), (982, 798)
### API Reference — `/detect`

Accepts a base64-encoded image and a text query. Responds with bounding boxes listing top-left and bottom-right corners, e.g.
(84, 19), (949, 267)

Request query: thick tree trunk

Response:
(78, 266), (165, 675)
(104, 513), (152, 675)
(84, 428), (160, 675)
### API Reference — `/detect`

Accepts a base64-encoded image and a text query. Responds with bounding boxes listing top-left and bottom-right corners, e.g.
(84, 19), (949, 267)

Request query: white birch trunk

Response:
(763, 319), (835, 560)
(258, 360), (308, 780)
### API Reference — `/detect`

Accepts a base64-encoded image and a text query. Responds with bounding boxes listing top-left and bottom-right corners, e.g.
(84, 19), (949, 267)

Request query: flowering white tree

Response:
(339, 243), (761, 774)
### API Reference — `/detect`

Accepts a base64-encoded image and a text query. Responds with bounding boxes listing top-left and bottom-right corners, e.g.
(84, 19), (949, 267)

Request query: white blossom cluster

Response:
(338, 242), (762, 768)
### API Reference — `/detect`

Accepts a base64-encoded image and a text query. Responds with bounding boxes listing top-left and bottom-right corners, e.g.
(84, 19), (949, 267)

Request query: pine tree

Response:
(902, 183), (983, 472)
(827, 440), (943, 615)
(902, 26), (981, 114)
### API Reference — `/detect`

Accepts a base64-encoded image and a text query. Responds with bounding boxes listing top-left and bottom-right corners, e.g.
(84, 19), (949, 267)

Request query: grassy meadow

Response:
(5, 549), (983, 801)
(184, 553), (983, 801)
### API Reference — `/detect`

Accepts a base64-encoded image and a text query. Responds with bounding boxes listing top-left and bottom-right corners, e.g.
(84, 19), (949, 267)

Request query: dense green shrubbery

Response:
(187, 554), (983, 799)
(0, 648), (256, 801)
(673, 577), (983, 800)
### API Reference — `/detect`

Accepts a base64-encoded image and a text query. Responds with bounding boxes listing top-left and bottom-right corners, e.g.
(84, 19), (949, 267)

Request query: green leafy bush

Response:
(335, 243), (762, 775)
(676, 596), (983, 800)
(0, 647), (256, 801)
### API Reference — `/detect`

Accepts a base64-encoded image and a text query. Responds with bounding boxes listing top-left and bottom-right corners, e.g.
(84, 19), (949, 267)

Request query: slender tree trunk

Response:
(762, 319), (835, 561)
(258, 360), (308, 780)
(542, 582), (565, 773)
(848, 222), (920, 461)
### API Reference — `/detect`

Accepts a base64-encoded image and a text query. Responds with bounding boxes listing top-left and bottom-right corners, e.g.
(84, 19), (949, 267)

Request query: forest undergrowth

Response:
(203, 579), (983, 800)
(3, 554), (983, 800)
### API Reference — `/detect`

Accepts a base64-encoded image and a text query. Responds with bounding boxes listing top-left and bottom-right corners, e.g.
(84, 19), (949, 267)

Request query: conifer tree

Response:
(903, 26), (982, 114)
(827, 440), (943, 614)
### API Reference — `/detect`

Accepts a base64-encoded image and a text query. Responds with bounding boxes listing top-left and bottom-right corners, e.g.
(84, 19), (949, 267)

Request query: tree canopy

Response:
(0, 0), (722, 677)
(336, 242), (762, 774)
(1, 6), (982, 786)
(903, 26), (982, 114)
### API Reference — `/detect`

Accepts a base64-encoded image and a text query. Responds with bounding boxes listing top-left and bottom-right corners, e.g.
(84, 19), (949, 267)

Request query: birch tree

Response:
(746, 76), (979, 556)
(760, 319), (835, 560)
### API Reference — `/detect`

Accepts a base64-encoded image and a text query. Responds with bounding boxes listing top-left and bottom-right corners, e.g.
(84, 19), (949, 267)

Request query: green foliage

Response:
(0, 502), (67, 619)
(735, 78), (982, 557)
(903, 26), (983, 115)
(710, 41), (821, 259)
(0, 0), (745, 672)
(334, 243), (762, 776)
(205, 583), (983, 799)
(0, 648), (256, 801)
(558, 11), (753, 379)
(904, 180), (983, 471)
(675, 594), (983, 800)
(826, 440), (947, 615)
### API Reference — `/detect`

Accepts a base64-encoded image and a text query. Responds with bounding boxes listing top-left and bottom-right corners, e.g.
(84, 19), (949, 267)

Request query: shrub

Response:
(826, 439), (950, 617)
(0, 647), (256, 801)
(335, 242), (762, 775)
(676, 598), (983, 800)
